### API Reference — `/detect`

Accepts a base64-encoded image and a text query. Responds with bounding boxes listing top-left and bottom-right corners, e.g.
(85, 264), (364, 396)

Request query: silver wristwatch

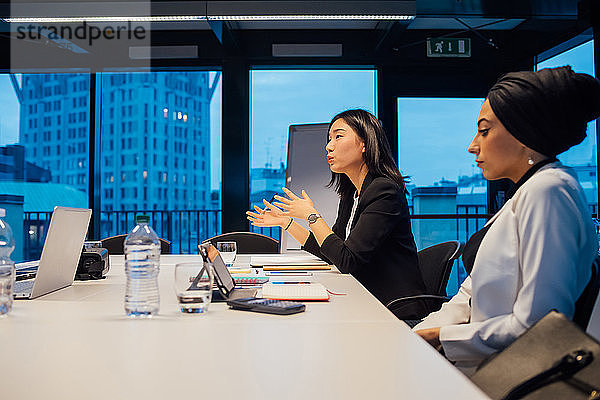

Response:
(307, 213), (321, 224)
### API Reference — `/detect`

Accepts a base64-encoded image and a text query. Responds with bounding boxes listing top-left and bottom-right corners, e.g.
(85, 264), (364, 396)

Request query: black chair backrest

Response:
(573, 255), (600, 330)
(206, 232), (279, 254)
(101, 234), (172, 255)
(417, 240), (464, 296)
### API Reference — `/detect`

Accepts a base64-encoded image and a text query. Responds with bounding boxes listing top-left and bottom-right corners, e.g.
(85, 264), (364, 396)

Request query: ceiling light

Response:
(4, 14), (413, 24)
(4, 16), (207, 24)
(208, 15), (414, 21)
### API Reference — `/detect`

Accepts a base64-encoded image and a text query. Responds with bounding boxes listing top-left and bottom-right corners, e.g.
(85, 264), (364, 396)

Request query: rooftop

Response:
(0, 181), (87, 212)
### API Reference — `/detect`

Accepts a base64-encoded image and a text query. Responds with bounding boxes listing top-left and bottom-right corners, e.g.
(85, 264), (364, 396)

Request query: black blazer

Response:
(302, 173), (426, 312)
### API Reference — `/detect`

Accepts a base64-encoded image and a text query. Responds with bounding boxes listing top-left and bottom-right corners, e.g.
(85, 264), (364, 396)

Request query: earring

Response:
(528, 155), (535, 165)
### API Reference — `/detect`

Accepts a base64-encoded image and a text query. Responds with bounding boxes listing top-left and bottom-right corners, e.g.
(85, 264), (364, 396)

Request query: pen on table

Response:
(272, 281), (311, 284)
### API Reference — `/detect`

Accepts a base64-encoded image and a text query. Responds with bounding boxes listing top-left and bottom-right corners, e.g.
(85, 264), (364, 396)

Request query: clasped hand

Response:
(415, 328), (441, 349)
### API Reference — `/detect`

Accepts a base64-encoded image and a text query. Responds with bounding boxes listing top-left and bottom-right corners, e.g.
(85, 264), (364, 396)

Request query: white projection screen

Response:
(282, 123), (339, 252)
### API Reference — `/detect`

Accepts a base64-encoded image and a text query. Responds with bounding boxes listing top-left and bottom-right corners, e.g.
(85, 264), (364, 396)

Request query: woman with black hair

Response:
(414, 66), (600, 374)
(247, 109), (426, 316)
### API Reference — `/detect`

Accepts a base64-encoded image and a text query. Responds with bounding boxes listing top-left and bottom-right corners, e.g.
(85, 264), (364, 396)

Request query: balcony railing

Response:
(98, 209), (222, 254)
(23, 209), (222, 260)
(22, 201), (598, 282)
(250, 225), (281, 242)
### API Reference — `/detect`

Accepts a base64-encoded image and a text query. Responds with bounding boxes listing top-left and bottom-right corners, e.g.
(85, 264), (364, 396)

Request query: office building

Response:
(2, 2), (600, 398)
(250, 163), (286, 207)
(17, 72), (217, 242)
(0, 0), (595, 254)
(18, 72), (213, 211)
(18, 74), (89, 189)
(0, 144), (51, 183)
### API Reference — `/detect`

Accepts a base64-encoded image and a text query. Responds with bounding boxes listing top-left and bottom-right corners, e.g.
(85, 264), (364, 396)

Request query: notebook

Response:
(251, 255), (330, 270)
(262, 264), (331, 271)
(14, 206), (92, 299)
(261, 282), (330, 301)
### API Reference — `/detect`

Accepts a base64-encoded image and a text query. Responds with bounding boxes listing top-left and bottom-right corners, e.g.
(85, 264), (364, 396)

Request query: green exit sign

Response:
(427, 38), (471, 58)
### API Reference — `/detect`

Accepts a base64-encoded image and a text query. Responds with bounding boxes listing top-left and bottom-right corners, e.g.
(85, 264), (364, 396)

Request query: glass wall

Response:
(4, 42), (591, 260)
(249, 69), (377, 241)
(537, 39), (597, 216)
(98, 71), (222, 253)
(0, 73), (90, 262)
(397, 97), (485, 294)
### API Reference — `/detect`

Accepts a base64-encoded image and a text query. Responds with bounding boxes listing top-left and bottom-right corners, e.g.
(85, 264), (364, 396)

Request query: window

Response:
(537, 39), (597, 216)
(98, 71), (222, 252)
(398, 97), (485, 295)
(0, 73), (89, 262)
(250, 69), (377, 239)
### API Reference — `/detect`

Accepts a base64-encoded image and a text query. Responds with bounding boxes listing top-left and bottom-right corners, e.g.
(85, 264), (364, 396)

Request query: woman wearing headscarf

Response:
(414, 66), (600, 374)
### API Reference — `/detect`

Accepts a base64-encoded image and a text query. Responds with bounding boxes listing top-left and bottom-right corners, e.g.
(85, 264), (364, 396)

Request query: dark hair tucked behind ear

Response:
(327, 109), (406, 199)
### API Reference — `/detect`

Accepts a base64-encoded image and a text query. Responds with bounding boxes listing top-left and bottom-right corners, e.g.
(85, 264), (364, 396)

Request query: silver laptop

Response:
(14, 206), (92, 299)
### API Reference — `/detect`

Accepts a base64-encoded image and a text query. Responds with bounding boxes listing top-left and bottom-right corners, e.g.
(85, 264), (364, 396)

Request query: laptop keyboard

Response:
(14, 280), (34, 294)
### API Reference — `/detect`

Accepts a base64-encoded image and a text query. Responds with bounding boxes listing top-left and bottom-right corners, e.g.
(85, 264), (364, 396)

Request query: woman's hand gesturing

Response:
(246, 199), (291, 228)
(273, 187), (318, 220)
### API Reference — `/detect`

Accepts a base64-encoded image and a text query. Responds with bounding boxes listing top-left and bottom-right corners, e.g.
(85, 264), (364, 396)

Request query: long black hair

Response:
(327, 109), (406, 199)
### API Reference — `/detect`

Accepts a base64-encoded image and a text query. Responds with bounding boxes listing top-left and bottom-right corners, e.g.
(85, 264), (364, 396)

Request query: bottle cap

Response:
(135, 215), (150, 224)
(0, 209), (5, 218)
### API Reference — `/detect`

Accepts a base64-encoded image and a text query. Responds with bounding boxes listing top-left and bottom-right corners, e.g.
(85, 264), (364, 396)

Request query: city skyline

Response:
(17, 72), (215, 218)
(0, 39), (595, 200)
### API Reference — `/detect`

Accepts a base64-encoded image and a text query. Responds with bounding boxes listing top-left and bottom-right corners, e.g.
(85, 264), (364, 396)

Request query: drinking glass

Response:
(217, 241), (237, 265)
(174, 262), (213, 313)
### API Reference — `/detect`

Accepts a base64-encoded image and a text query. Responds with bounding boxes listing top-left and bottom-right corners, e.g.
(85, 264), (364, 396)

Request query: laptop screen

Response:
(29, 206), (91, 299)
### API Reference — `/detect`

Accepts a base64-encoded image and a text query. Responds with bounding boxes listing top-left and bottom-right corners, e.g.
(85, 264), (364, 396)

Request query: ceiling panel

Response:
(416, 0), (578, 18)
(407, 17), (526, 30)
(233, 20), (387, 30)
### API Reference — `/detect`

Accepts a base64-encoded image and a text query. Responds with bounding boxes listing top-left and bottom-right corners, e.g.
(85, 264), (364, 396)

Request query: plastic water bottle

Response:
(0, 209), (15, 316)
(124, 215), (160, 317)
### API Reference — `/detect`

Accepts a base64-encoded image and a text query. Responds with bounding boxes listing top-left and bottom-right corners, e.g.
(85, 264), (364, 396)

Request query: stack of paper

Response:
(262, 264), (331, 271)
(250, 255), (330, 271)
(261, 282), (330, 301)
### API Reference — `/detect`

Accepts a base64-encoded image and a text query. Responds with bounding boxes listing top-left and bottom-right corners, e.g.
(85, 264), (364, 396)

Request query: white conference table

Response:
(1, 254), (489, 400)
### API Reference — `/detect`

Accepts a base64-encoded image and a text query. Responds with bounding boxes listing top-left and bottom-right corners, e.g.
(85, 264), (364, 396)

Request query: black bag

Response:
(470, 311), (600, 400)
(76, 247), (109, 280)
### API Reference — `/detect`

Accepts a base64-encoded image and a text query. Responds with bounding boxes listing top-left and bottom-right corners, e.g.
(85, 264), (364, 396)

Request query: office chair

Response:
(573, 255), (600, 331)
(205, 232), (279, 254)
(386, 240), (464, 320)
(101, 234), (172, 255)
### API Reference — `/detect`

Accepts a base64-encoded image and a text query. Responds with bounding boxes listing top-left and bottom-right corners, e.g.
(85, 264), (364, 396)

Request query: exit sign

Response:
(427, 38), (471, 58)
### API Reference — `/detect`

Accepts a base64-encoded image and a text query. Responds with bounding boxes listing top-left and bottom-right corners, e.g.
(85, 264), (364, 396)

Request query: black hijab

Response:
(487, 66), (600, 157)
